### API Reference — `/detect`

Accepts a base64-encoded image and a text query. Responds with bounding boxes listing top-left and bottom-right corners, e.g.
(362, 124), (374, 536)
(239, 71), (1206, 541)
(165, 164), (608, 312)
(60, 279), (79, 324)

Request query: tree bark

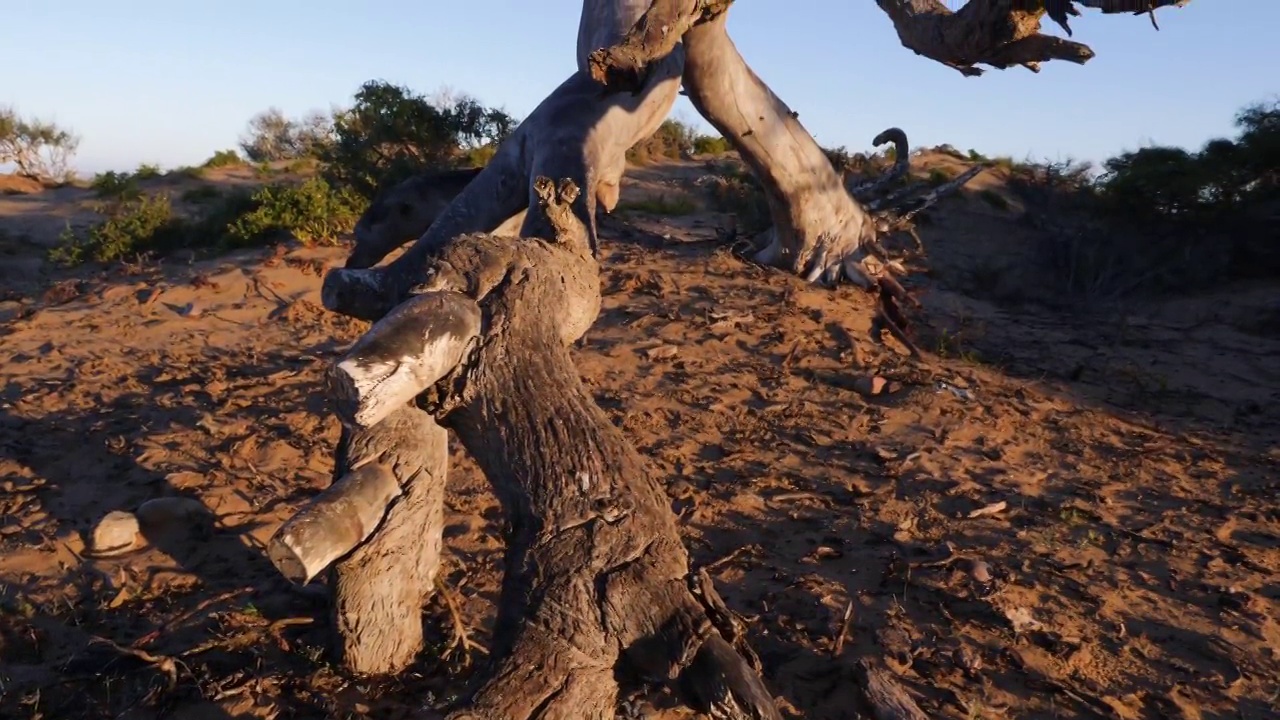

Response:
(329, 407), (450, 676)
(680, 12), (882, 286)
(874, 0), (1194, 76)
(323, 179), (781, 719)
(322, 0), (684, 322)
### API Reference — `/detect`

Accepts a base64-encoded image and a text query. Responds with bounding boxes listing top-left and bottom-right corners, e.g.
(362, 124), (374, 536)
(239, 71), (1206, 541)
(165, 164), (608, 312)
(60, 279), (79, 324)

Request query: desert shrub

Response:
(926, 167), (953, 186)
(1012, 98), (1280, 301)
(90, 171), (142, 199)
(628, 119), (698, 164)
(134, 163), (162, 180)
(49, 194), (182, 265)
(967, 149), (990, 163)
(693, 134), (732, 155)
(203, 149), (243, 168)
(979, 189), (1010, 210)
(0, 106), (79, 182)
(226, 177), (364, 246)
(821, 145), (856, 172)
(319, 81), (517, 200)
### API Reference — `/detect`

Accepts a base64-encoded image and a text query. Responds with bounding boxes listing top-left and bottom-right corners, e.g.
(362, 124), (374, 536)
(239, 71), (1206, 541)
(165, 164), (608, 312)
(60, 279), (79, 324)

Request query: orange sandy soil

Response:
(1, 158), (1277, 719)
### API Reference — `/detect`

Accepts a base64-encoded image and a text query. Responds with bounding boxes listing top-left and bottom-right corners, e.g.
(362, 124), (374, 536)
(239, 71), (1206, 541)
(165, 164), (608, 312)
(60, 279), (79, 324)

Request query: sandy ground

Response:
(1, 159), (1278, 719)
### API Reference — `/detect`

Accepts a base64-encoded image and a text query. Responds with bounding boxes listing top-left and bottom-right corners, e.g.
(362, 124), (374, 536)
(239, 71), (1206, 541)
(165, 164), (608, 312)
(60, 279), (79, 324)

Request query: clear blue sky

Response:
(6, 1), (1276, 175)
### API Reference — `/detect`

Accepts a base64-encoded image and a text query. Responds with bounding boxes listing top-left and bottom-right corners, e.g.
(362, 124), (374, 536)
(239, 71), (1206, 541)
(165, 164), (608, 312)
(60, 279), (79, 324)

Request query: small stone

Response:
(853, 375), (889, 397)
(89, 510), (142, 555)
(643, 344), (679, 361)
(136, 497), (214, 530)
(970, 560), (993, 584)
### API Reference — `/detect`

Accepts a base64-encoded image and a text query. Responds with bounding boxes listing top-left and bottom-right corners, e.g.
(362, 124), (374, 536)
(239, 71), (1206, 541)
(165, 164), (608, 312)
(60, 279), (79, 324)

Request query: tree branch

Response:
(875, 0), (1193, 76)
(586, 0), (732, 93)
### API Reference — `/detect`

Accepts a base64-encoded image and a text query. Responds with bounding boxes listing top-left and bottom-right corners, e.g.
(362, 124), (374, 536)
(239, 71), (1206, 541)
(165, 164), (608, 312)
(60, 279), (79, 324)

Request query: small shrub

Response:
(693, 135), (732, 155)
(926, 168), (953, 186)
(703, 163), (770, 233)
(227, 177), (364, 246)
(134, 163), (162, 180)
(49, 194), (182, 265)
(203, 149), (243, 168)
(90, 171), (141, 199)
(967, 149), (990, 163)
(822, 145), (855, 172)
(628, 119), (697, 164)
(171, 165), (205, 180)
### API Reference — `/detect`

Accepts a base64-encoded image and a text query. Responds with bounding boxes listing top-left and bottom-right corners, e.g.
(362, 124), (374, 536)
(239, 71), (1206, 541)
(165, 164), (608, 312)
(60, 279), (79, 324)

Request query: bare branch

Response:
(268, 461), (402, 584)
(327, 290), (482, 430)
(875, 0), (1192, 76)
(586, 0), (733, 93)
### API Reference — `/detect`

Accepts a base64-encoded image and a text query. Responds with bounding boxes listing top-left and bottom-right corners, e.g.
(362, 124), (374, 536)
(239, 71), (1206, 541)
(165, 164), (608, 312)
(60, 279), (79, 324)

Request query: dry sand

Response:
(0, 159), (1277, 719)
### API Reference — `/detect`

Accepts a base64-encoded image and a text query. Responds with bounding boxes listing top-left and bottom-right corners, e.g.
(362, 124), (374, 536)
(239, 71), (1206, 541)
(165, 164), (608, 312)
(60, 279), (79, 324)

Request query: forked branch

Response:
(875, 0), (1193, 76)
(586, 0), (733, 93)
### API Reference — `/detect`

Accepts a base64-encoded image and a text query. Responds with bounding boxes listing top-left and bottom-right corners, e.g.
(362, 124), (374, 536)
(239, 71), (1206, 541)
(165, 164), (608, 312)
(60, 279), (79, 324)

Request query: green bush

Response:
(227, 177), (365, 246)
(318, 80), (517, 200)
(49, 194), (182, 265)
(90, 170), (142, 199)
(203, 149), (243, 168)
(134, 163), (162, 180)
(628, 119), (698, 164)
(693, 134), (732, 155)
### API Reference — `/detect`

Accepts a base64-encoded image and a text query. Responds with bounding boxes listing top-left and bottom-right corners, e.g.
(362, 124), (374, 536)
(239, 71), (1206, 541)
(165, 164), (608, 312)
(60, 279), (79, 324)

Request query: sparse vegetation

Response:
(203, 149), (243, 168)
(227, 177), (364, 246)
(49, 193), (181, 265)
(1016, 98), (1280, 300)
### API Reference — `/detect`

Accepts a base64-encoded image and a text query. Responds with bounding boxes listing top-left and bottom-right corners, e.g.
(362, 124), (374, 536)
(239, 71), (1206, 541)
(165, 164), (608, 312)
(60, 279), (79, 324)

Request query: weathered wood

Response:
(875, 0), (1192, 76)
(327, 289), (482, 430)
(329, 179), (780, 718)
(681, 11), (880, 286)
(269, 402), (450, 676)
(267, 461), (402, 584)
(331, 407), (450, 676)
(853, 658), (929, 720)
(586, 0), (730, 92)
(322, 1), (683, 322)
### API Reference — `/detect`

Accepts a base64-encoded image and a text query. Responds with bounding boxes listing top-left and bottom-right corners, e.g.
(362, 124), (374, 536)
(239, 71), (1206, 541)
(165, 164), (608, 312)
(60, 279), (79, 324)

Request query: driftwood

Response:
(876, 0), (1192, 76)
(269, 0), (1198, 711)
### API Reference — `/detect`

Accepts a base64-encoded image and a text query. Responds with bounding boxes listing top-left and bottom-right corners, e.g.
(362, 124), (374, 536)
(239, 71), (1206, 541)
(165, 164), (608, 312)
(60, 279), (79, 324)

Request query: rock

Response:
(88, 510), (143, 556)
(643, 344), (679, 361)
(136, 496), (214, 530)
(853, 375), (889, 397)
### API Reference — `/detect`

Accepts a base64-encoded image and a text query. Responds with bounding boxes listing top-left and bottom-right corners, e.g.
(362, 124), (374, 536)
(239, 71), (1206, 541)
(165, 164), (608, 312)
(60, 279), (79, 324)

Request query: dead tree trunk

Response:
(305, 178), (781, 718)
